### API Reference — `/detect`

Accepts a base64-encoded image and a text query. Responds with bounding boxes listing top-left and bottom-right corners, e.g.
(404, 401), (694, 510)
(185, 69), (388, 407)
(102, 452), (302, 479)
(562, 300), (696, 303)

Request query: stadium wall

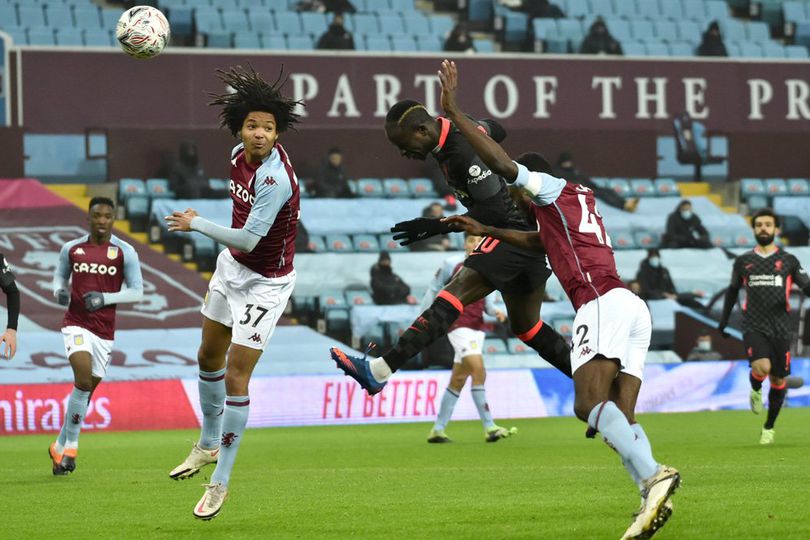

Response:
(3, 360), (809, 435)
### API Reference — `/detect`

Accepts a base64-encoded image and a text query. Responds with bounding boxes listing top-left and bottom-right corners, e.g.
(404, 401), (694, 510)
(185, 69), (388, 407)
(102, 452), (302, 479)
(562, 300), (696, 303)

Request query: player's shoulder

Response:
(255, 151), (294, 194)
(109, 235), (139, 257)
(63, 234), (90, 252)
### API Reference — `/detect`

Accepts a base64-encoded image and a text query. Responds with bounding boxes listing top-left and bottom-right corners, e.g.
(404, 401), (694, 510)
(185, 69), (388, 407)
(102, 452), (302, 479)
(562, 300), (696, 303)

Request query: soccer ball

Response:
(116, 6), (170, 59)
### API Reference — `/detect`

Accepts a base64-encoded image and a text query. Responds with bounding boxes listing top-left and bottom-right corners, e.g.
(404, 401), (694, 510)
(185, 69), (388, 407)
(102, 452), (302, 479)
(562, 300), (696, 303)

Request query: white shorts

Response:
(61, 326), (114, 379)
(571, 287), (651, 381)
(447, 327), (486, 364)
(201, 249), (296, 350)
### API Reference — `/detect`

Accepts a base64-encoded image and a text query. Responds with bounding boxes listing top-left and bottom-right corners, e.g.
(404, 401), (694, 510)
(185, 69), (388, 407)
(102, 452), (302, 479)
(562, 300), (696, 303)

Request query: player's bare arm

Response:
(438, 60), (519, 182)
(443, 215), (545, 253)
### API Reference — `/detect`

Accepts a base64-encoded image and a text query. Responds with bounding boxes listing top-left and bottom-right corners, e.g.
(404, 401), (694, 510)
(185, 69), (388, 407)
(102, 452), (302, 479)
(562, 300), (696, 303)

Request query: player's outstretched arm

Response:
(0, 254), (19, 360)
(443, 215), (544, 253)
(165, 207), (261, 253)
(438, 59), (519, 182)
(717, 262), (742, 337)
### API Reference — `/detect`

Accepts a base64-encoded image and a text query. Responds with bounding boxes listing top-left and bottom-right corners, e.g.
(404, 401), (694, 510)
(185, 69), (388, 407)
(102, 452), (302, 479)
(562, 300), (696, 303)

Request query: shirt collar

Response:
(431, 117), (451, 155)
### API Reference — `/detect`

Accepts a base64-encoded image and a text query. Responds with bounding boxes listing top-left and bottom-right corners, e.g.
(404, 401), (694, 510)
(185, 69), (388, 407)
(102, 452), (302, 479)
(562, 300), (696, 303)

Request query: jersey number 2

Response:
(577, 192), (611, 247)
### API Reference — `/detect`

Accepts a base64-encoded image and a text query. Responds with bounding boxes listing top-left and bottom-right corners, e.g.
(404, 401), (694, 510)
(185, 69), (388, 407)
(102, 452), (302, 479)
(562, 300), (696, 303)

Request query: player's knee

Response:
(74, 379), (93, 393)
(573, 397), (597, 422)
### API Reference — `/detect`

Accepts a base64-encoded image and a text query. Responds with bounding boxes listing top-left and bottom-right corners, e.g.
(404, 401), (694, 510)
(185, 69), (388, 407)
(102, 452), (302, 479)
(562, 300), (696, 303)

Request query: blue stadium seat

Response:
(217, 0), (240, 10)
(654, 20), (679, 43)
(765, 178), (788, 196)
(732, 230), (755, 248)
(725, 42), (742, 57)
(402, 12), (430, 34)
(352, 234), (380, 253)
(705, 0), (730, 20)
(467, 0), (493, 26)
(195, 8), (223, 34)
(787, 178), (810, 195)
(611, 229), (637, 249)
(319, 290), (347, 310)
(251, 11), (274, 33)
(645, 42), (669, 56)
(208, 178), (228, 191)
(118, 178), (146, 204)
(552, 318), (574, 337)
(73, 6), (101, 29)
(221, 9), (249, 31)
(660, 0), (683, 20)
(383, 178), (409, 198)
(378, 233), (407, 252)
(125, 195), (150, 226)
(146, 178), (173, 199)
(378, 13), (404, 35)
(18, 5), (46, 28)
(588, 0), (614, 17)
(654, 178), (680, 197)
(389, 0), (415, 11)
(345, 288), (374, 306)
(286, 35), (313, 49)
(28, 27), (55, 46)
(761, 42), (785, 57)
(0, 5), (17, 27)
(612, 0), (636, 18)
(630, 19), (654, 41)
(206, 32), (231, 48)
(185, 0), (212, 7)
(361, 35), (387, 50)
(786, 44), (809, 58)
(429, 14), (454, 37)
(533, 18), (556, 40)
(677, 20), (701, 44)
(740, 178), (765, 199)
(483, 338), (507, 354)
(669, 42), (695, 56)
(747, 194), (769, 212)
(408, 178), (437, 198)
(630, 178), (655, 197)
(636, 0), (662, 18)
(46, 5), (74, 27)
(166, 6), (193, 38)
(608, 178), (632, 197)
(784, 1), (808, 24)
(356, 178), (384, 197)
(710, 229), (734, 248)
(590, 177), (609, 188)
(307, 234), (326, 253)
(682, 0), (706, 21)
(738, 42), (764, 57)
(633, 230), (659, 249)
(622, 41), (646, 56)
(502, 10), (530, 45)
(234, 32), (261, 48)
(747, 21), (770, 42)
(261, 33), (286, 49)
(348, 13), (378, 34)
(506, 338), (532, 355)
(55, 27), (83, 45)
(84, 28), (112, 46)
(274, 11), (302, 34)
(604, 18), (630, 43)
(325, 234), (353, 253)
(101, 9), (120, 29)
(301, 12), (327, 36)
(391, 35), (416, 50)
(416, 35), (442, 51)
(264, 0), (290, 11)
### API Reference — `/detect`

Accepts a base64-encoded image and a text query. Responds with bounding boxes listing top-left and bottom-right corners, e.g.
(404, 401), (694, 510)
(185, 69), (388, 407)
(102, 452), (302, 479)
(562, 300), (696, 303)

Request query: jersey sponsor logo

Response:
(468, 165), (481, 177)
(249, 333), (262, 343)
(107, 246), (119, 260)
(72, 262), (119, 276)
(749, 274), (783, 287)
(74, 247), (85, 256)
(468, 169), (492, 184)
(230, 179), (256, 205)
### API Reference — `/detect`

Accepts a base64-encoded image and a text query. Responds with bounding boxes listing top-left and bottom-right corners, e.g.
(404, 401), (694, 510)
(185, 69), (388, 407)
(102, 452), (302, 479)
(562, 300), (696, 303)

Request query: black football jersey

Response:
(432, 117), (534, 232)
(730, 248), (810, 337)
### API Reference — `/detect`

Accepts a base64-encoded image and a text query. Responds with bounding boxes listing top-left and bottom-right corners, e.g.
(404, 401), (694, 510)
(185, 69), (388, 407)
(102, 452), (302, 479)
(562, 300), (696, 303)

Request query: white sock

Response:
(370, 357), (392, 383)
(433, 388), (460, 431)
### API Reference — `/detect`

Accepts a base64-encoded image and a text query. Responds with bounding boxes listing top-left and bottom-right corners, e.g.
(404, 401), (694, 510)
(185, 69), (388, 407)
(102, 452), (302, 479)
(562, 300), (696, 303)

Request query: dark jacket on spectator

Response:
(636, 259), (677, 300)
(371, 254), (411, 305)
(311, 159), (352, 198)
(316, 21), (355, 50)
(697, 21), (728, 57)
(168, 140), (207, 199)
(579, 20), (623, 55)
(444, 23), (475, 52)
(520, 0), (564, 18)
(662, 210), (712, 248)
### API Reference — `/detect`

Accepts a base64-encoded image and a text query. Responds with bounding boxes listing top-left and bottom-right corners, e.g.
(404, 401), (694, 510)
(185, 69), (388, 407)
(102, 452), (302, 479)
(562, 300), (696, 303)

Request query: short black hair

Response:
(209, 65), (303, 137)
(678, 199), (692, 209)
(89, 196), (115, 211)
(751, 207), (780, 228)
(385, 99), (432, 130)
(515, 152), (553, 174)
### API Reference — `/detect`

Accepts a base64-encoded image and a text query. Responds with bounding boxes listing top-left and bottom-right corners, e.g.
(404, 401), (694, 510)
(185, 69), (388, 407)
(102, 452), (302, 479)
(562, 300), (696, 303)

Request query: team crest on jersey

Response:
(107, 246), (119, 260)
(74, 247), (85, 256)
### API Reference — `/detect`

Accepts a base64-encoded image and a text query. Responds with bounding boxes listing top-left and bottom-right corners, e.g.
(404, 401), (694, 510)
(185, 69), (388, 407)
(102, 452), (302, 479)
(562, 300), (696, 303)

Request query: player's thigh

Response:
(502, 286), (545, 334)
(201, 251), (236, 327)
(67, 351), (94, 389)
(230, 273), (296, 350)
(442, 266), (494, 305)
(61, 326), (97, 388)
(198, 316), (233, 371)
(745, 332), (773, 375)
(767, 337), (791, 380)
(449, 361), (469, 391)
(461, 354), (486, 384)
(224, 344), (264, 395)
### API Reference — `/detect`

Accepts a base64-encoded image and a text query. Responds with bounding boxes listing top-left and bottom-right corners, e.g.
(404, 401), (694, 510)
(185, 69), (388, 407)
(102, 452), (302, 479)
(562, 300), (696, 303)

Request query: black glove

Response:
(56, 289), (70, 306)
(83, 291), (105, 312)
(717, 323), (730, 339)
(390, 218), (451, 246)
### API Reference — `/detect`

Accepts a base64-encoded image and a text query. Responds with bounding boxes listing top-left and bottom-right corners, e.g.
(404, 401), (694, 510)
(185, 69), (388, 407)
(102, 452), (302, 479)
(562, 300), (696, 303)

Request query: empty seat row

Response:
(0, 5), (118, 30)
(118, 178), (175, 202)
(783, 1), (810, 23)
(483, 337), (539, 355)
(349, 178), (438, 198)
(161, 0), (415, 11)
(307, 232), (463, 253)
(557, 0), (730, 21)
(0, 26), (115, 46)
(741, 178), (810, 198)
(225, 31), (445, 52)
(590, 178), (680, 198)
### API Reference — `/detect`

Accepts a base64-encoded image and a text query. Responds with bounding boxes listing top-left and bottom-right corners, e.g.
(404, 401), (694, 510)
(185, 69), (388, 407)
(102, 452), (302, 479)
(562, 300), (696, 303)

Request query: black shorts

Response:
(463, 236), (551, 295)
(743, 331), (792, 377)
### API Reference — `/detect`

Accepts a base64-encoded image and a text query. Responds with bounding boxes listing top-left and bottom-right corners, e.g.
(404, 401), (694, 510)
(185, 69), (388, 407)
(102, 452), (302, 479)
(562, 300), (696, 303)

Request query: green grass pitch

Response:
(2, 408), (809, 539)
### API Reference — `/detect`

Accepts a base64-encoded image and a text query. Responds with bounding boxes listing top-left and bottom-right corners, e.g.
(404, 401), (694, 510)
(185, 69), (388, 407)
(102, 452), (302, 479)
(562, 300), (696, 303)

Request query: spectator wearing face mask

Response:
(686, 333), (723, 361)
(370, 251), (413, 305)
(553, 151), (637, 212)
(662, 200), (712, 249)
(636, 248), (707, 311)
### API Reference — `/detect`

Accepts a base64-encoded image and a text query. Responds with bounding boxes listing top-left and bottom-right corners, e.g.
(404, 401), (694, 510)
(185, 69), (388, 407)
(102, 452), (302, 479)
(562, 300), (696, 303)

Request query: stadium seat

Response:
(365, 36), (391, 51)
(166, 6), (193, 38)
(473, 38), (494, 52)
(654, 178), (680, 197)
(0, 5), (17, 27)
(344, 288), (374, 306)
(261, 34), (286, 49)
(765, 178), (788, 196)
(588, 0), (614, 18)
(27, 27), (55, 46)
(352, 234), (380, 252)
(382, 178), (409, 198)
(390, 0), (415, 11)
(738, 42), (764, 58)
(747, 21), (770, 42)
(307, 234), (327, 253)
(301, 12), (328, 36)
(660, 0), (684, 20)
(677, 20), (702, 45)
(612, 0), (636, 18)
(195, 8), (224, 34)
(146, 178), (173, 199)
(608, 178), (632, 198)
(234, 32), (261, 48)
(668, 42), (695, 56)
(787, 178), (810, 195)
(56, 27), (84, 46)
(118, 178), (146, 204)
(416, 35), (442, 51)
(740, 179), (765, 201)
(761, 42), (785, 58)
(705, 0), (730, 20)
(630, 178), (656, 197)
(286, 35), (313, 50)
(264, 0), (290, 11)
(378, 14), (404, 35)
(73, 6), (102, 29)
(467, 0), (493, 27)
(506, 338), (531, 355)
(622, 41), (646, 56)
(402, 12), (430, 35)
(250, 12), (274, 33)
(18, 5), (46, 28)
(710, 229), (734, 248)
(408, 177), (437, 198)
(732, 230), (755, 248)
(47, 5), (74, 27)
(747, 194), (769, 212)
(611, 230), (637, 250)
(125, 195), (150, 232)
(356, 178), (384, 197)
(325, 234), (353, 252)
(84, 28), (112, 47)
(636, 0), (662, 18)
(378, 233), (408, 252)
(682, 0), (706, 21)
(552, 318), (574, 337)
(483, 338), (507, 354)
(633, 230), (659, 249)
(274, 12), (302, 34)
(645, 42), (670, 56)
(206, 32), (232, 48)
(630, 20), (655, 42)
(429, 14), (454, 37)
(654, 21), (679, 43)
(222, 9), (250, 31)
(604, 18), (631, 43)
(101, 9), (120, 29)
(347, 13), (379, 35)
(786, 45), (809, 58)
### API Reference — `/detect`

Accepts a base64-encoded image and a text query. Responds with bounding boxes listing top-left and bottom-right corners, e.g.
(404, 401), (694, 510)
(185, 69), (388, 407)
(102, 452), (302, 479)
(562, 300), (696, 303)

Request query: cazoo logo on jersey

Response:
(73, 262), (118, 275)
(230, 179), (256, 205)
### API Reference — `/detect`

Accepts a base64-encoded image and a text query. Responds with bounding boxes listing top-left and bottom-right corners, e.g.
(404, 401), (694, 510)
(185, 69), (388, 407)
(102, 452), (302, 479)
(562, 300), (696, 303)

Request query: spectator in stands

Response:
(296, 0), (356, 13)
(553, 151), (637, 212)
(310, 147), (353, 198)
(500, 0), (564, 18)
(636, 248), (707, 311)
(686, 333), (723, 361)
(662, 200), (712, 249)
(579, 18), (623, 55)
(697, 21), (728, 57)
(168, 140), (209, 199)
(444, 22), (476, 53)
(409, 202), (452, 252)
(370, 251), (412, 305)
(316, 13), (355, 50)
